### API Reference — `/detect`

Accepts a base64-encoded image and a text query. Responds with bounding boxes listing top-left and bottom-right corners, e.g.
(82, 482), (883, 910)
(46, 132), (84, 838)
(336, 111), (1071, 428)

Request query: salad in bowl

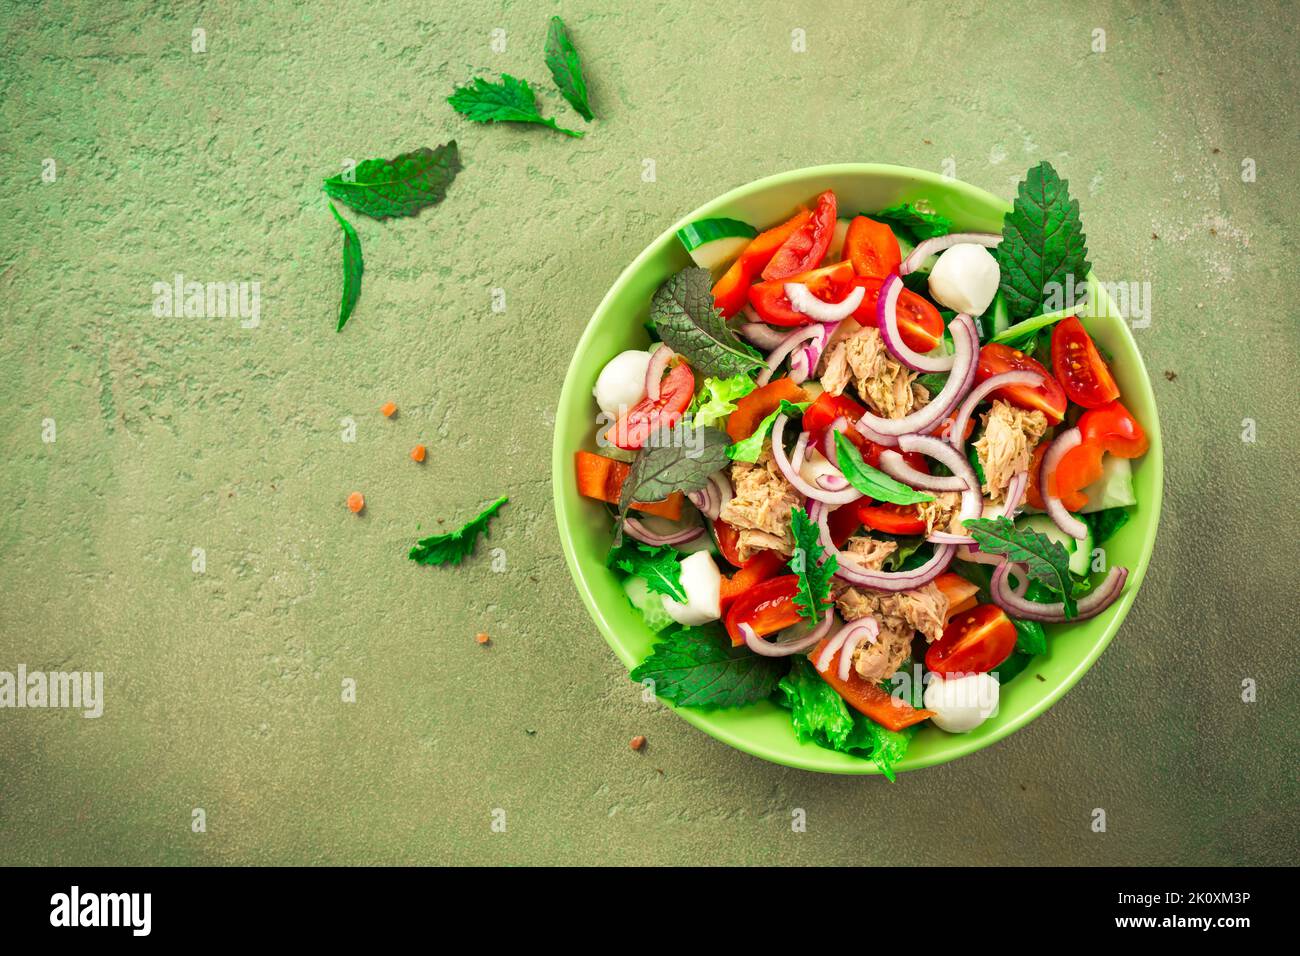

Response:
(561, 162), (1158, 777)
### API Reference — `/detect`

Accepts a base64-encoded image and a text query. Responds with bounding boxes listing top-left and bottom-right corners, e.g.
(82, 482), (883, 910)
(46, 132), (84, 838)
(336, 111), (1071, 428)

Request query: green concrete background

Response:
(1, 0), (1296, 866)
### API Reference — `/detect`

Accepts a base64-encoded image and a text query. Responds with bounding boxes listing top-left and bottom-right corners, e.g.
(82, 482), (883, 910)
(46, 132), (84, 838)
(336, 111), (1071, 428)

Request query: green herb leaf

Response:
(408, 495), (508, 567)
(726, 399), (808, 463)
(543, 16), (593, 122)
(688, 373), (756, 429)
(788, 507), (836, 622)
(328, 202), (363, 332)
(990, 302), (1076, 347)
(617, 424), (732, 536)
(990, 649), (1033, 684)
(630, 625), (786, 709)
(447, 74), (584, 138)
(873, 201), (954, 241)
(880, 536), (927, 572)
(834, 431), (935, 505)
(996, 161), (1091, 321)
(962, 515), (1078, 617)
(651, 268), (765, 379)
(916, 371), (948, 394)
(608, 540), (687, 603)
(322, 143), (462, 220)
(1012, 616), (1047, 655)
(1082, 507), (1131, 546)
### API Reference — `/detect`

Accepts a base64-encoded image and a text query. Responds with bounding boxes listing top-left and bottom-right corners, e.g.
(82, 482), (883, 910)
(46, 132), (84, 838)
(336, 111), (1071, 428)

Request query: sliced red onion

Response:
(878, 450), (967, 491)
(899, 233), (1002, 276)
(1000, 470), (1028, 520)
(854, 415), (900, 448)
(990, 561), (1128, 622)
(877, 274), (954, 373)
(816, 473), (850, 492)
(956, 543), (1003, 566)
(623, 516), (706, 548)
(816, 502), (956, 590)
(819, 416), (850, 466)
(855, 313), (979, 438)
(838, 618), (879, 681)
(785, 281), (865, 322)
(686, 472), (734, 521)
(815, 620), (855, 671)
(741, 611), (834, 657)
(948, 370), (1045, 451)
(645, 343), (673, 402)
(790, 321), (839, 385)
(739, 318), (789, 351)
(791, 430), (809, 473)
(757, 326), (821, 387)
(896, 434), (981, 545)
(1041, 428), (1089, 540)
(771, 414), (863, 505)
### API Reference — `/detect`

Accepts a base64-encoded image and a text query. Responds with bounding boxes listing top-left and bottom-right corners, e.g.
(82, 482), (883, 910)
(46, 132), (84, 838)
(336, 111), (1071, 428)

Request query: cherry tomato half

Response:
(976, 343), (1068, 423)
(603, 362), (694, 450)
(748, 260), (856, 327)
(1025, 442), (1049, 511)
(1051, 315), (1120, 409)
(849, 276), (945, 353)
(843, 216), (902, 278)
(762, 191), (838, 281)
(925, 604), (1018, 675)
(1078, 399), (1148, 458)
(725, 574), (802, 645)
(855, 501), (926, 536)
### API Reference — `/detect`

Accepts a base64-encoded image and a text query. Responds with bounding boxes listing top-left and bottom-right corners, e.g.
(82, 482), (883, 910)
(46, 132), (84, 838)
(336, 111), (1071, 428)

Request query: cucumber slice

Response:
(1020, 515), (1093, 577)
(988, 291), (1011, 335)
(824, 217), (852, 263)
(622, 576), (675, 632)
(676, 218), (757, 272)
(1079, 455), (1136, 514)
(896, 235), (938, 274)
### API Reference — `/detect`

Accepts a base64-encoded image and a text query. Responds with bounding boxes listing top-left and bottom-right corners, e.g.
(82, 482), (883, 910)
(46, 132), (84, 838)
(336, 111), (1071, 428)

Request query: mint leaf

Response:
(788, 507), (836, 622)
(322, 143), (461, 220)
(996, 161), (1091, 320)
(630, 626), (786, 708)
(617, 424), (732, 533)
(688, 373), (756, 429)
(447, 74), (583, 138)
(408, 496), (508, 567)
(872, 202), (953, 241)
(727, 400), (808, 462)
(609, 540), (687, 603)
(651, 268), (764, 379)
(962, 515), (1077, 617)
(834, 431), (935, 505)
(544, 16), (593, 122)
(328, 202), (363, 332)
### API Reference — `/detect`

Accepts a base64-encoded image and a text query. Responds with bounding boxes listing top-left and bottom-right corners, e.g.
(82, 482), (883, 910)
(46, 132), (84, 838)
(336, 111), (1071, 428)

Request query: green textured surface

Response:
(0, 1), (1295, 865)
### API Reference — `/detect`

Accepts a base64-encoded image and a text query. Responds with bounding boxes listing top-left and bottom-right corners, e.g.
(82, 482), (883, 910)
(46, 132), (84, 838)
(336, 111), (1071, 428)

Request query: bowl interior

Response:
(552, 164), (1163, 774)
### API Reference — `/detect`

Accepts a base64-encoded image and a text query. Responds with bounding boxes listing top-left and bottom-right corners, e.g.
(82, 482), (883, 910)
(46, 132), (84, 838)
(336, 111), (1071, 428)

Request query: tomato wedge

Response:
(762, 191), (837, 281)
(725, 574), (802, 645)
(748, 260), (855, 326)
(976, 343), (1068, 423)
(603, 362), (694, 450)
(1052, 315), (1120, 408)
(725, 377), (807, 442)
(713, 518), (744, 568)
(1078, 399), (1148, 458)
(849, 276), (944, 353)
(573, 450), (683, 519)
(711, 209), (812, 317)
(1048, 440), (1104, 512)
(856, 501), (926, 536)
(934, 572), (980, 621)
(827, 503), (861, 548)
(843, 216), (901, 278)
(809, 638), (935, 731)
(719, 548), (786, 610)
(925, 604), (1017, 675)
(1025, 441), (1049, 510)
(802, 392), (930, 473)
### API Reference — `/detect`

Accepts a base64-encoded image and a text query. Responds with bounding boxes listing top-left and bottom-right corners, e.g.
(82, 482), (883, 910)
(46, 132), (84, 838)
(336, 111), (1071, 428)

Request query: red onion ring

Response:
(644, 344), (673, 403)
(815, 501), (956, 590)
(739, 319), (789, 351)
(896, 434), (982, 545)
(990, 561), (1127, 622)
(785, 281), (866, 322)
(948, 369), (1045, 451)
(878, 274), (955, 372)
(1000, 470), (1029, 520)
(956, 543), (1003, 566)
(855, 313), (979, 438)
(757, 326), (821, 387)
(771, 414), (863, 505)
(838, 618), (879, 681)
(815, 620), (855, 671)
(1040, 428), (1089, 540)
(878, 450), (967, 491)
(791, 430), (809, 473)
(790, 321), (840, 385)
(816, 473), (850, 491)
(854, 415), (901, 448)
(687, 472), (734, 521)
(819, 416), (850, 466)
(741, 611), (834, 657)
(899, 232), (1002, 276)
(623, 516), (707, 548)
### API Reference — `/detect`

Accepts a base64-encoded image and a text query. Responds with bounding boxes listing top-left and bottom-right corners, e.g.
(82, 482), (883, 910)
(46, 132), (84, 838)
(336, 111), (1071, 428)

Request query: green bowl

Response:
(551, 164), (1163, 775)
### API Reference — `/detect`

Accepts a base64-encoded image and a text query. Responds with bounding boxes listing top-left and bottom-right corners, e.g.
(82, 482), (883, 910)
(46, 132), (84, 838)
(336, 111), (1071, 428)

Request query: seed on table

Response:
(630, 735), (646, 752)
(347, 492), (365, 514)
(411, 444), (427, 462)
(380, 401), (397, 418)
(475, 632), (490, 645)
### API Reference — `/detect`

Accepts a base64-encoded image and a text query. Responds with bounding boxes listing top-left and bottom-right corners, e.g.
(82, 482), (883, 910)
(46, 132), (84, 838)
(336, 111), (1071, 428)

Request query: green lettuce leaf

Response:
(872, 202), (954, 241)
(689, 374), (755, 429)
(726, 400), (808, 462)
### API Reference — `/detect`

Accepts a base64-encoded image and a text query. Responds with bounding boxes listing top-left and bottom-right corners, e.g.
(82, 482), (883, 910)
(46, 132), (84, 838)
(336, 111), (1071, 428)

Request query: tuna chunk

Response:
(842, 535), (897, 570)
(915, 491), (964, 536)
(974, 399), (1049, 500)
(834, 582), (950, 681)
(718, 449), (801, 561)
(818, 326), (928, 419)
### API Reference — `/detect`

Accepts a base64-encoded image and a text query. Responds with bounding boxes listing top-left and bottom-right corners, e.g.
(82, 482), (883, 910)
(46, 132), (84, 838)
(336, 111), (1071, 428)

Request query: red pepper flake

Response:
(475, 632), (490, 646)
(629, 735), (647, 752)
(380, 401), (398, 418)
(347, 492), (365, 514)
(410, 444), (427, 463)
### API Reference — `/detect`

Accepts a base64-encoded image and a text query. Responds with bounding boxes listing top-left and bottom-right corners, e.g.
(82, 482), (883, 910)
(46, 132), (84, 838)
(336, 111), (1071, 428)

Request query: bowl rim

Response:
(552, 163), (1164, 774)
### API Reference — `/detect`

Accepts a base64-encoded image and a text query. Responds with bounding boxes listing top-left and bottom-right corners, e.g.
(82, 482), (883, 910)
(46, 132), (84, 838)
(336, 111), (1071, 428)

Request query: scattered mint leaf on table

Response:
(962, 514), (1078, 618)
(409, 496), (508, 566)
(630, 625), (786, 709)
(788, 507), (836, 622)
(328, 202), (363, 332)
(651, 267), (765, 380)
(833, 431), (935, 505)
(322, 143), (461, 220)
(995, 160), (1091, 321)
(447, 74), (584, 138)
(544, 16), (594, 122)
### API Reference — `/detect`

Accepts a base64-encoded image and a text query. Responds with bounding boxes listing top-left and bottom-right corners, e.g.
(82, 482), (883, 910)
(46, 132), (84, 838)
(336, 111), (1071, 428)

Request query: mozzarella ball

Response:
(927, 243), (1001, 316)
(923, 672), (1001, 733)
(662, 551), (722, 626)
(593, 350), (652, 416)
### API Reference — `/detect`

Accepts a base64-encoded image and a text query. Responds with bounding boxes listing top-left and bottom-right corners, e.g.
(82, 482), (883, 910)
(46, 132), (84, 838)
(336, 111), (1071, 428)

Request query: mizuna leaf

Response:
(328, 201), (363, 332)
(650, 267), (765, 380)
(962, 514), (1078, 617)
(544, 16), (593, 122)
(788, 507), (836, 622)
(608, 540), (687, 603)
(408, 496), (508, 567)
(323, 143), (461, 220)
